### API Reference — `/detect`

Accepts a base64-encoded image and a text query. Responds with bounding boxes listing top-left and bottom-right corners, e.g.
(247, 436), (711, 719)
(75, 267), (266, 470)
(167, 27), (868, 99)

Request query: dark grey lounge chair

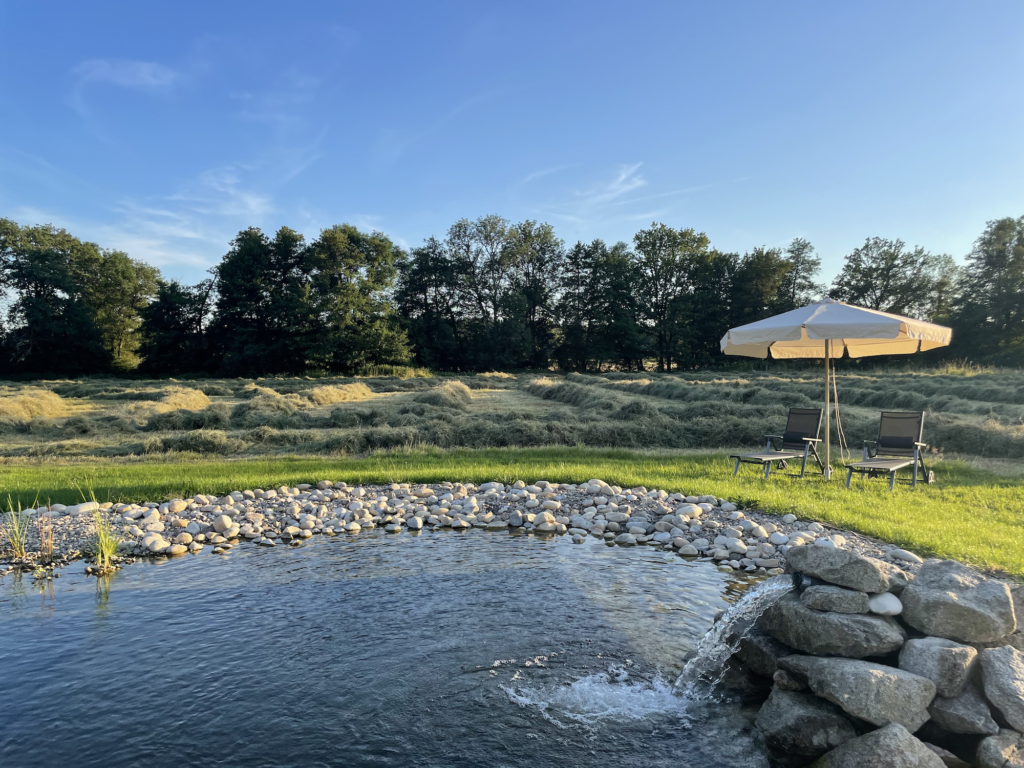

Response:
(844, 411), (933, 491)
(730, 407), (824, 479)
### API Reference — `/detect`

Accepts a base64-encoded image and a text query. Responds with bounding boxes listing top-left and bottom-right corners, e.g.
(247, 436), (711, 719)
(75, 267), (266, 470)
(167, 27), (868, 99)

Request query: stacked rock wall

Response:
(739, 547), (1024, 767)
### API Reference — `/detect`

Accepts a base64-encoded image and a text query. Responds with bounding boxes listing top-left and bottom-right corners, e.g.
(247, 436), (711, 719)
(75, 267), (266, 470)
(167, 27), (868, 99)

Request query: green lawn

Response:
(3, 447), (1023, 576)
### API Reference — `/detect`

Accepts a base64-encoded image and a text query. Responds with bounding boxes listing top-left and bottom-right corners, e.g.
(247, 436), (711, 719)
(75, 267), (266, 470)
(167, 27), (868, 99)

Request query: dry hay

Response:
(413, 381), (473, 410)
(303, 383), (374, 406)
(159, 387), (211, 411)
(0, 390), (67, 421)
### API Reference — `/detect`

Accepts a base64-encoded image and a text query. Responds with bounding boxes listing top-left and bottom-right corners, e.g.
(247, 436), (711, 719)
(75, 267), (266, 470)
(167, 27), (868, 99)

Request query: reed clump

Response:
(1, 499), (32, 558)
(90, 509), (120, 571)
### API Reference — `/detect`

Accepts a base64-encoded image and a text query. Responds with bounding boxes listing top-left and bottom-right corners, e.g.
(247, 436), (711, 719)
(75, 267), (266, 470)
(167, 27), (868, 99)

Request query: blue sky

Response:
(1, 1), (1022, 284)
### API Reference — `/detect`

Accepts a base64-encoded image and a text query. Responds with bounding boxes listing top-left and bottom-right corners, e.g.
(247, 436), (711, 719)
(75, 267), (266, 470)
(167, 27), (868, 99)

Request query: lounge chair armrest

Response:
(764, 435), (783, 440)
(861, 439), (878, 459)
(914, 442), (928, 448)
(802, 437), (821, 444)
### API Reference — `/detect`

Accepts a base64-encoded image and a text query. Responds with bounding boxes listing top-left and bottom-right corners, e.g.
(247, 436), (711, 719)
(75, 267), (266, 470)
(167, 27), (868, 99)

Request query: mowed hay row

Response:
(0, 390), (67, 421)
(413, 381), (474, 410)
(158, 387), (211, 411)
(303, 383), (374, 406)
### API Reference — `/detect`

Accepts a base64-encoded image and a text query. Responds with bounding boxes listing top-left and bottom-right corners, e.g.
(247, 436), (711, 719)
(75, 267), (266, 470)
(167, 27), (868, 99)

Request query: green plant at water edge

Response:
(92, 509), (121, 570)
(1, 498), (32, 558)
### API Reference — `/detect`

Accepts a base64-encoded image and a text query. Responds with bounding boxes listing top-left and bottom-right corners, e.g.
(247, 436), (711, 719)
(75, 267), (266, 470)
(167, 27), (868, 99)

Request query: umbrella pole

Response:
(824, 339), (831, 479)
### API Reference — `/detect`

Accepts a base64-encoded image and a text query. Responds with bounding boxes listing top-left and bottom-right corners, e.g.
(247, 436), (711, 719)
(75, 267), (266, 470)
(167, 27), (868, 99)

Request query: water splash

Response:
(502, 665), (686, 730)
(674, 575), (792, 700)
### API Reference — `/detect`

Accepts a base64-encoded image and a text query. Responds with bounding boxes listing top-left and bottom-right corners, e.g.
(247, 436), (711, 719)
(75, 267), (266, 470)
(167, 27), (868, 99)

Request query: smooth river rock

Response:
(787, 545), (910, 593)
(762, 592), (906, 658)
(810, 723), (944, 768)
(981, 646), (1024, 732)
(780, 656), (937, 731)
(755, 688), (856, 760)
(901, 560), (1016, 643)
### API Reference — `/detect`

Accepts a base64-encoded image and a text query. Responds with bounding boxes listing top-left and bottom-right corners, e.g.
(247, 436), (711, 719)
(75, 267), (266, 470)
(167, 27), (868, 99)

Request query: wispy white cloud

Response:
(510, 165), (569, 190)
(575, 162), (647, 206)
(73, 59), (179, 89)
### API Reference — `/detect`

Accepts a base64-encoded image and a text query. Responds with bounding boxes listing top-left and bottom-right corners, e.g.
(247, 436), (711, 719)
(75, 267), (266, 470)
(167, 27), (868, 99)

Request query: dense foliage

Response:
(1, 214), (1021, 375)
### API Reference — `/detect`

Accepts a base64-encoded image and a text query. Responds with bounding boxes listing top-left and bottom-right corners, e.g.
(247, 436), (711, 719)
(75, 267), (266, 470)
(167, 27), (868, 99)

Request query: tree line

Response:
(1, 214), (1021, 377)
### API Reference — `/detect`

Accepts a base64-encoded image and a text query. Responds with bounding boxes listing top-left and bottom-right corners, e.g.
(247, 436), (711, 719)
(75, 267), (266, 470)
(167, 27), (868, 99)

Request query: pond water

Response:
(0, 530), (769, 767)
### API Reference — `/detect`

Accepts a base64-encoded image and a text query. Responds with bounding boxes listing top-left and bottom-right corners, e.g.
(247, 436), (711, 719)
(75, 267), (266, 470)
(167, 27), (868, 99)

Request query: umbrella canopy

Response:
(720, 299), (952, 480)
(720, 299), (952, 359)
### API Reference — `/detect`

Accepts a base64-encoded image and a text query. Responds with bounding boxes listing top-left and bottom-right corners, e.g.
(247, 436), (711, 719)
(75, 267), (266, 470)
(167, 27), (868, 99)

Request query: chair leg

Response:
(800, 447), (809, 478)
(846, 468), (853, 488)
(764, 461), (771, 479)
(889, 471), (896, 492)
(912, 448), (919, 488)
(733, 458), (740, 476)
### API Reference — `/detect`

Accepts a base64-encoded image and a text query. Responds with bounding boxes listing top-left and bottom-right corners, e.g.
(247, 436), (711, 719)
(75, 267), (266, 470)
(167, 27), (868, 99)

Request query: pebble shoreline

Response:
(1, 478), (929, 577)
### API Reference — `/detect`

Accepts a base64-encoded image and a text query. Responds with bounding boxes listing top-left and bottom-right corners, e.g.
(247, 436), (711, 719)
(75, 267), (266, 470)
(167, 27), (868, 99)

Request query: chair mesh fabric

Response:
(876, 412), (924, 457)
(781, 408), (822, 451)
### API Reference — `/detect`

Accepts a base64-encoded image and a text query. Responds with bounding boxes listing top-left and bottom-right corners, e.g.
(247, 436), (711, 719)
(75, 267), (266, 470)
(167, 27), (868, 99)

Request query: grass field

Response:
(1, 447), (1023, 575)
(1, 367), (1023, 459)
(2, 367), (1023, 574)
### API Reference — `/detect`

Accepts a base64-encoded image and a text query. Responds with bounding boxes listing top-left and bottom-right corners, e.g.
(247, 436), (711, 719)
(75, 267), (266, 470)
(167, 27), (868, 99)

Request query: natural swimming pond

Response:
(0, 530), (770, 767)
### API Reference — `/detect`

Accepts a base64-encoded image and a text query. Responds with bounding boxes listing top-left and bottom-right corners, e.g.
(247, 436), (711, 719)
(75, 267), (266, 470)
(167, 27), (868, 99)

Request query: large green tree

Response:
(0, 219), (110, 374)
(775, 237), (823, 311)
(138, 279), (214, 375)
(633, 223), (716, 371)
(952, 216), (1024, 363)
(828, 237), (958, 320)
(91, 250), (160, 369)
(208, 224), (409, 376)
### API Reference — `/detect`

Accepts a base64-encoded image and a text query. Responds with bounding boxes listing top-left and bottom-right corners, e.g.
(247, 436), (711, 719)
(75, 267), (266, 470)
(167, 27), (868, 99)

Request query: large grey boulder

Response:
(976, 729), (1024, 768)
(736, 626), (797, 678)
(923, 743), (972, 768)
(755, 688), (857, 760)
(809, 723), (945, 768)
(780, 655), (937, 731)
(801, 585), (870, 614)
(981, 646), (1024, 732)
(901, 560), (1016, 643)
(762, 592), (906, 658)
(899, 637), (978, 697)
(787, 546), (909, 593)
(929, 680), (999, 735)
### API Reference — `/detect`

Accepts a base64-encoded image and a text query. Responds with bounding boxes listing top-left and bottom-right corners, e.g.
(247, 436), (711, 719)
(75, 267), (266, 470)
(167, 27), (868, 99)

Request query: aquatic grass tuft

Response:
(91, 509), (121, 571)
(1, 498), (33, 559)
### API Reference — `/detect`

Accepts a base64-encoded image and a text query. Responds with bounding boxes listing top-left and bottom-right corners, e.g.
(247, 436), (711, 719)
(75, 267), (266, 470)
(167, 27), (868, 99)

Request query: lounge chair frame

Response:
(730, 408), (824, 479)
(844, 411), (932, 491)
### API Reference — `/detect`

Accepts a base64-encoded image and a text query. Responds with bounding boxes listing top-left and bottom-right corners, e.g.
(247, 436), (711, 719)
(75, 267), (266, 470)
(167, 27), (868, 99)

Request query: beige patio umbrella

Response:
(720, 299), (952, 478)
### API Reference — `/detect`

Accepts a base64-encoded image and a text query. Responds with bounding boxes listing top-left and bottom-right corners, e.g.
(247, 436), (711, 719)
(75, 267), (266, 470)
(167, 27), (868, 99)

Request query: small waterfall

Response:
(674, 575), (793, 699)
